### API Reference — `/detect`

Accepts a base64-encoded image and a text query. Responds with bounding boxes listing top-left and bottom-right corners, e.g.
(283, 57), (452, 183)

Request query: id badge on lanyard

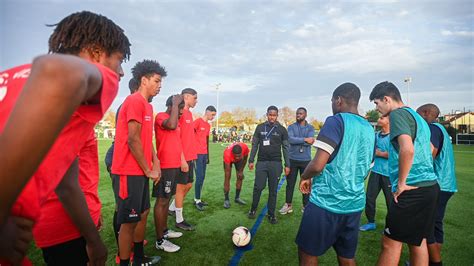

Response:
(263, 125), (275, 146)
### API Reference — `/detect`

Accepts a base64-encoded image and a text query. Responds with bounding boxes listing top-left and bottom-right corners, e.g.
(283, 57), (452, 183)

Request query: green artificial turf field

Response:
(27, 141), (474, 265)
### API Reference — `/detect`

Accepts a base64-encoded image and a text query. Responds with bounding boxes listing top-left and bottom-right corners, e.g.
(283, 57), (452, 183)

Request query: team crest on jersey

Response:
(144, 115), (152, 122)
(0, 73), (8, 102)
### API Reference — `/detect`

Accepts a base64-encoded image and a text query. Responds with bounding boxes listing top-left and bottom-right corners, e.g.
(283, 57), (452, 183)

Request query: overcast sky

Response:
(1, 0), (473, 120)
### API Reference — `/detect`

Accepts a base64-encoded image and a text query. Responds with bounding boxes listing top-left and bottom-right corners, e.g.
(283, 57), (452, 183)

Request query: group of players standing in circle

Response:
(0, 10), (457, 266)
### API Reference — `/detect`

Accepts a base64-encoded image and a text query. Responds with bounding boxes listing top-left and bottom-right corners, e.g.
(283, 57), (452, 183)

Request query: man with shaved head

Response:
(296, 83), (375, 265)
(417, 103), (457, 266)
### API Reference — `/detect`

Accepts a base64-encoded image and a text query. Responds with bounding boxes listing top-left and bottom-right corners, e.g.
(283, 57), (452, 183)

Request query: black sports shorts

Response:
(384, 183), (439, 246)
(177, 160), (194, 184)
(112, 174), (151, 224)
(152, 168), (179, 199)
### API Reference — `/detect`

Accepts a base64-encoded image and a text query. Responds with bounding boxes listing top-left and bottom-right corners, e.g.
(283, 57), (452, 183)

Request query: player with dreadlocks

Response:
(0, 11), (130, 265)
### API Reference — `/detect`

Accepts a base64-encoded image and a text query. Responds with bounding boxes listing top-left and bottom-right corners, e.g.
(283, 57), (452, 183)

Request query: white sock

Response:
(175, 208), (184, 223)
(169, 199), (176, 211)
(194, 198), (201, 203)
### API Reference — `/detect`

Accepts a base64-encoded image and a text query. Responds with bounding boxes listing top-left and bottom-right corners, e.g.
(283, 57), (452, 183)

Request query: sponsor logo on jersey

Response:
(129, 208), (139, 218)
(13, 68), (31, 79)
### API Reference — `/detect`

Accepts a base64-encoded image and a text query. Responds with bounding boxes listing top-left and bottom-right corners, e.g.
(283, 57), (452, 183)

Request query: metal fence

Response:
(456, 134), (474, 145)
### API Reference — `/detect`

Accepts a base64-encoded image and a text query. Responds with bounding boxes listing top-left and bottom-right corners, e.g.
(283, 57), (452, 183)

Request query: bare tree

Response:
(102, 110), (117, 128)
(308, 117), (324, 131)
(278, 106), (296, 127)
(232, 107), (257, 127)
(219, 111), (235, 128)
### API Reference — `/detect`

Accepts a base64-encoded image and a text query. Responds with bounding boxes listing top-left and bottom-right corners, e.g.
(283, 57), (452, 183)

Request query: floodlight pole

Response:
(404, 77), (412, 106)
(215, 83), (221, 133)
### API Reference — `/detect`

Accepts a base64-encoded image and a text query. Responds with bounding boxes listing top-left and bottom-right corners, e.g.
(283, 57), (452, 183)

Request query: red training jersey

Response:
(179, 108), (197, 161)
(194, 117), (210, 155)
(112, 92), (154, 175)
(33, 131), (101, 247)
(0, 62), (117, 221)
(155, 112), (183, 169)
(223, 143), (249, 164)
(0, 62), (118, 265)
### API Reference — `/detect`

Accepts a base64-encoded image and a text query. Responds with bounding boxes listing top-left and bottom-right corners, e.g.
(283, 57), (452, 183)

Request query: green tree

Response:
(366, 109), (380, 122)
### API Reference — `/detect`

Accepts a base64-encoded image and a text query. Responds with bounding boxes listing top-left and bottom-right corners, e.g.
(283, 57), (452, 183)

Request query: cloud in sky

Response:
(1, 0), (473, 120)
(441, 29), (474, 37)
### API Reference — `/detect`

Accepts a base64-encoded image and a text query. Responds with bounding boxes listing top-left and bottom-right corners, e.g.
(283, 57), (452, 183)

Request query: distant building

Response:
(440, 112), (474, 133)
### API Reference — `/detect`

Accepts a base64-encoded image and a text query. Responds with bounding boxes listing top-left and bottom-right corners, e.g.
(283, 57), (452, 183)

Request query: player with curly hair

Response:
(0, 10), (130, 265)
(112, 59), (166, 266)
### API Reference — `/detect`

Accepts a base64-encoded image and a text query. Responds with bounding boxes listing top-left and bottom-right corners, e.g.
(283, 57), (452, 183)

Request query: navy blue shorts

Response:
(295, 202), (361, 259)
(427, 190), (454, 244)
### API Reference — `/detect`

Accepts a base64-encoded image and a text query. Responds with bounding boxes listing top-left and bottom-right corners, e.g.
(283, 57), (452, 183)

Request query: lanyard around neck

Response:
(264, 124), (276, 139)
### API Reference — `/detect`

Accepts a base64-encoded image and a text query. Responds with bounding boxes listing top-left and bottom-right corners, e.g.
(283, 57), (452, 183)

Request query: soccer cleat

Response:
(234, 198), (246, 205)
(279, 203), (293, 215)
(155, 239), (181, 253)
(168, 210), (176, 217)
(248, 210), (257, 219)
(195, 201), (205, 211)
(175, 220), (194, 231)
(359, 223), (376, 231)
(268, 215), (278, 224)
(164, 229), (183, 239)
(224, 200), (231, 209)
(132, 255), (161, 266)
(200, 200), (209, 206)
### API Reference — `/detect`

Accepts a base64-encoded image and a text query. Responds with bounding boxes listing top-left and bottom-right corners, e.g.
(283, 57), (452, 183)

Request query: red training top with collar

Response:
(155, 112), (183, 169)
(33, 130), (101, 248)
(0, 62), (118, 265)
(179, 108), (197, 161)
(0, 62), (117, 221)
(112, 92), (154, 175)
(223, 143), (249, 164)
(194, 117), (210, 155)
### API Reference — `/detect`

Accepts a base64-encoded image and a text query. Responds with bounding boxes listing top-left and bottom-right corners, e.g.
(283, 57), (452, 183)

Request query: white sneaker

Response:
(164, 229), (183, 239)
(155, 239), (181, 253)
(279, 203), (293, 215)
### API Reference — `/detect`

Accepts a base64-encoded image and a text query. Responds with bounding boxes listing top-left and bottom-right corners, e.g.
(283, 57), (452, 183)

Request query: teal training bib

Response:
(372, 132), (390, 177)
(433, 123), (457, 192)
(310, 113), (375, 214)
(388, 107), (437, 192)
